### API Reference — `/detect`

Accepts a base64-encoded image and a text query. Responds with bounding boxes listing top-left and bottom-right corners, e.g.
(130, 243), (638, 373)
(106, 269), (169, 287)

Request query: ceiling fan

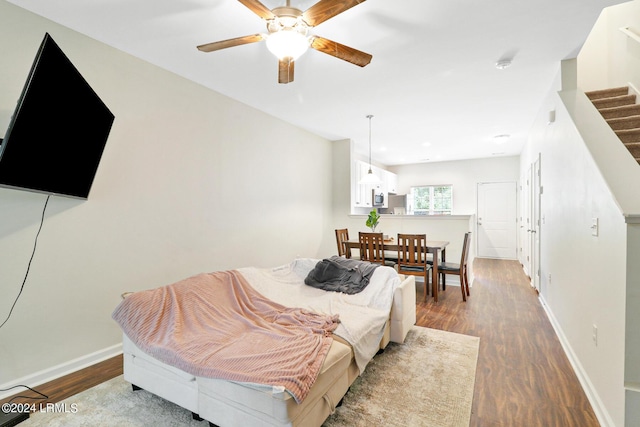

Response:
(197, 0), (372, 84)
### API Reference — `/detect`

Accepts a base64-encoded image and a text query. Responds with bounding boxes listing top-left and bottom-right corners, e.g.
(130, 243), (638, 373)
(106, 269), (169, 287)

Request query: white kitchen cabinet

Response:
(385, 170), (398, 194)
(352, 160), (372, 208)
(352, 161), (396, 209)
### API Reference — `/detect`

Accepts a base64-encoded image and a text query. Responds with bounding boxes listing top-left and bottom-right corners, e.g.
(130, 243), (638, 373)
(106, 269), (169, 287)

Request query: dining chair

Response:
(396, 234), (432, 302)
(335, 228), (354, 259)
(359, 232), (392, 266)
(438, 232), (471, 301)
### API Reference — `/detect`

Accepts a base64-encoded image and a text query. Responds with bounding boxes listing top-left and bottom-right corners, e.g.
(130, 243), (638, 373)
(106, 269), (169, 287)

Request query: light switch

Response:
(591, 218), (599, 236)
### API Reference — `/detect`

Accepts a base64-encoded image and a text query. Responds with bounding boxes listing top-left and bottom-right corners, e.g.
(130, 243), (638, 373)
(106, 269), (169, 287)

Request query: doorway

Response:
(477, 182), (517, 259)
(521, 166), (531, 276)
(530, 156), (542, 292)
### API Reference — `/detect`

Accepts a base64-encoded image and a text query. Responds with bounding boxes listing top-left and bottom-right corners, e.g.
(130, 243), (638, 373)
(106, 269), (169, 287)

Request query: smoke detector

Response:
(495, 59), (512, 70)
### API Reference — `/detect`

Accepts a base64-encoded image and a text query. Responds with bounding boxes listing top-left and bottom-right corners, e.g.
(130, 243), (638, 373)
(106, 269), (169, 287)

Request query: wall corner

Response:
(561, 58), (578, 91)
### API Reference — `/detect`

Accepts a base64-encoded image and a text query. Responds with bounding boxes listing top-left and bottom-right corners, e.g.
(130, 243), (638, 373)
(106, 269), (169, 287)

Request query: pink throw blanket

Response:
(112, 270), (339, 403)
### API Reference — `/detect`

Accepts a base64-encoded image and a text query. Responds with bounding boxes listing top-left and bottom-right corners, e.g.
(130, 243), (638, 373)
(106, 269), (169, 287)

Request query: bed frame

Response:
(121, 273), (415, 427)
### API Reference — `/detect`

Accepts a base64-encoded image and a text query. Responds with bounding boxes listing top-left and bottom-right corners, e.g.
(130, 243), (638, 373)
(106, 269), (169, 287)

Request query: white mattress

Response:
(238, 258), (401, 373)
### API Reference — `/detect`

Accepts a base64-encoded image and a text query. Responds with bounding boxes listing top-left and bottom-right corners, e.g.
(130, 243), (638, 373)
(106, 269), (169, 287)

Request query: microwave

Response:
(372, 190), (384, 206)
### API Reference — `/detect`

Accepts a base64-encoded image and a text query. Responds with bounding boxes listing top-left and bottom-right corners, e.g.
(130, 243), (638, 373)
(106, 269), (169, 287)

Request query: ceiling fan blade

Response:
(237, 0), (275, 20)
(197, 34), (264, 52)
(310, 36), (372, 67)
(303, 0), (366, 27)
(278, 58), (294, 84)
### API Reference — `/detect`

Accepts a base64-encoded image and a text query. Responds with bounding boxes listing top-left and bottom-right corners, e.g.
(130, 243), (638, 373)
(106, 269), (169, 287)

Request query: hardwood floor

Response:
(0, 355), (123, 408)
(417, 258), (599, 427)
(2, 258), (599, 426)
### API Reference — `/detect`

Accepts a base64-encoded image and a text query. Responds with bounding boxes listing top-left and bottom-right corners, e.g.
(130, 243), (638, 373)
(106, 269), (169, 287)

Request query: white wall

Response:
(578, 0), (640, 92)
(521, 5), (640, 423)
(330, 141), (518, 277)
(573, 5), (640, 424)
(626, 222), (640, 425)
(0, 2), (334, 390)
(390, 156), (520, 215)
(520, 69), (628, 426)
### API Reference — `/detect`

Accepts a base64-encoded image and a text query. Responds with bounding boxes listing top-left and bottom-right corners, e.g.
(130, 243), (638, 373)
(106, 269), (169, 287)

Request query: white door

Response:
(531, 156), (542, 292)
(521, 168), (531, 276)
(477, 182), (517, 259)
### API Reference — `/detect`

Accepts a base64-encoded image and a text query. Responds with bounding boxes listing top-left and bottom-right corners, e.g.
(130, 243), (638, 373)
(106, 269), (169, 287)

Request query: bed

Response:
(112, 257), (416, 427)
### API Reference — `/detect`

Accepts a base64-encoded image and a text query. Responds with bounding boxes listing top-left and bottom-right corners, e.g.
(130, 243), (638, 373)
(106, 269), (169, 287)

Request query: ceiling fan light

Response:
(266, 29), (309, 60)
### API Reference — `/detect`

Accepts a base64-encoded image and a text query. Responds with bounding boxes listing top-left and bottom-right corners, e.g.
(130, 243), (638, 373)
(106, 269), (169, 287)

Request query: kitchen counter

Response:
(350, 214), (472, 220)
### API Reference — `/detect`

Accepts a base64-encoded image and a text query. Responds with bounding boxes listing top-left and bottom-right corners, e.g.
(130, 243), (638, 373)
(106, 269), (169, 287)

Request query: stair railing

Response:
(619, 27), (640, 44)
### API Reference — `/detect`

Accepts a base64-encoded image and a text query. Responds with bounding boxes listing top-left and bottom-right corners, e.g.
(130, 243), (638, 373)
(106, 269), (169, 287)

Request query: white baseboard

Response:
(538, 295), (615, 427)
(0, 343), (122, 400)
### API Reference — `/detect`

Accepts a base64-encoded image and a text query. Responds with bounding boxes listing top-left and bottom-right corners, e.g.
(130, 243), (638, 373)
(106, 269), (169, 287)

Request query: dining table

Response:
(343, 238), (449, 302)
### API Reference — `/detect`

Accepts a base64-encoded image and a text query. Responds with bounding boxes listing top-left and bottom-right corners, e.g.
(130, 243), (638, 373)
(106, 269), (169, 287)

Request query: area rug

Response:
(21, 326), (479, 427)
(323, 326), (479, 427)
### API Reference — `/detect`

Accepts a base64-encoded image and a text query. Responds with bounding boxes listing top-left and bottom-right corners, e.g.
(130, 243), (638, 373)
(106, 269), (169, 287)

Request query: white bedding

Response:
(238, 258), (401, 373)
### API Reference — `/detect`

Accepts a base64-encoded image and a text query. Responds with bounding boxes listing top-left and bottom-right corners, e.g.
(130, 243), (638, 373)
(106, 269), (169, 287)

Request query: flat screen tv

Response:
(0, 33), (114, 199)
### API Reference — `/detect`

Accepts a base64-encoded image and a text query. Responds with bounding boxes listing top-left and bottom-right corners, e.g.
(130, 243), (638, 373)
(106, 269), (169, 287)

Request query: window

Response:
(408, 185), (453, 215)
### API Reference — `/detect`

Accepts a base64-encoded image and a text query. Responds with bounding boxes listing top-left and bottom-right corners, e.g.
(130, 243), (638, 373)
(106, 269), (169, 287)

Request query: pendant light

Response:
(360, 114), (381, 185)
